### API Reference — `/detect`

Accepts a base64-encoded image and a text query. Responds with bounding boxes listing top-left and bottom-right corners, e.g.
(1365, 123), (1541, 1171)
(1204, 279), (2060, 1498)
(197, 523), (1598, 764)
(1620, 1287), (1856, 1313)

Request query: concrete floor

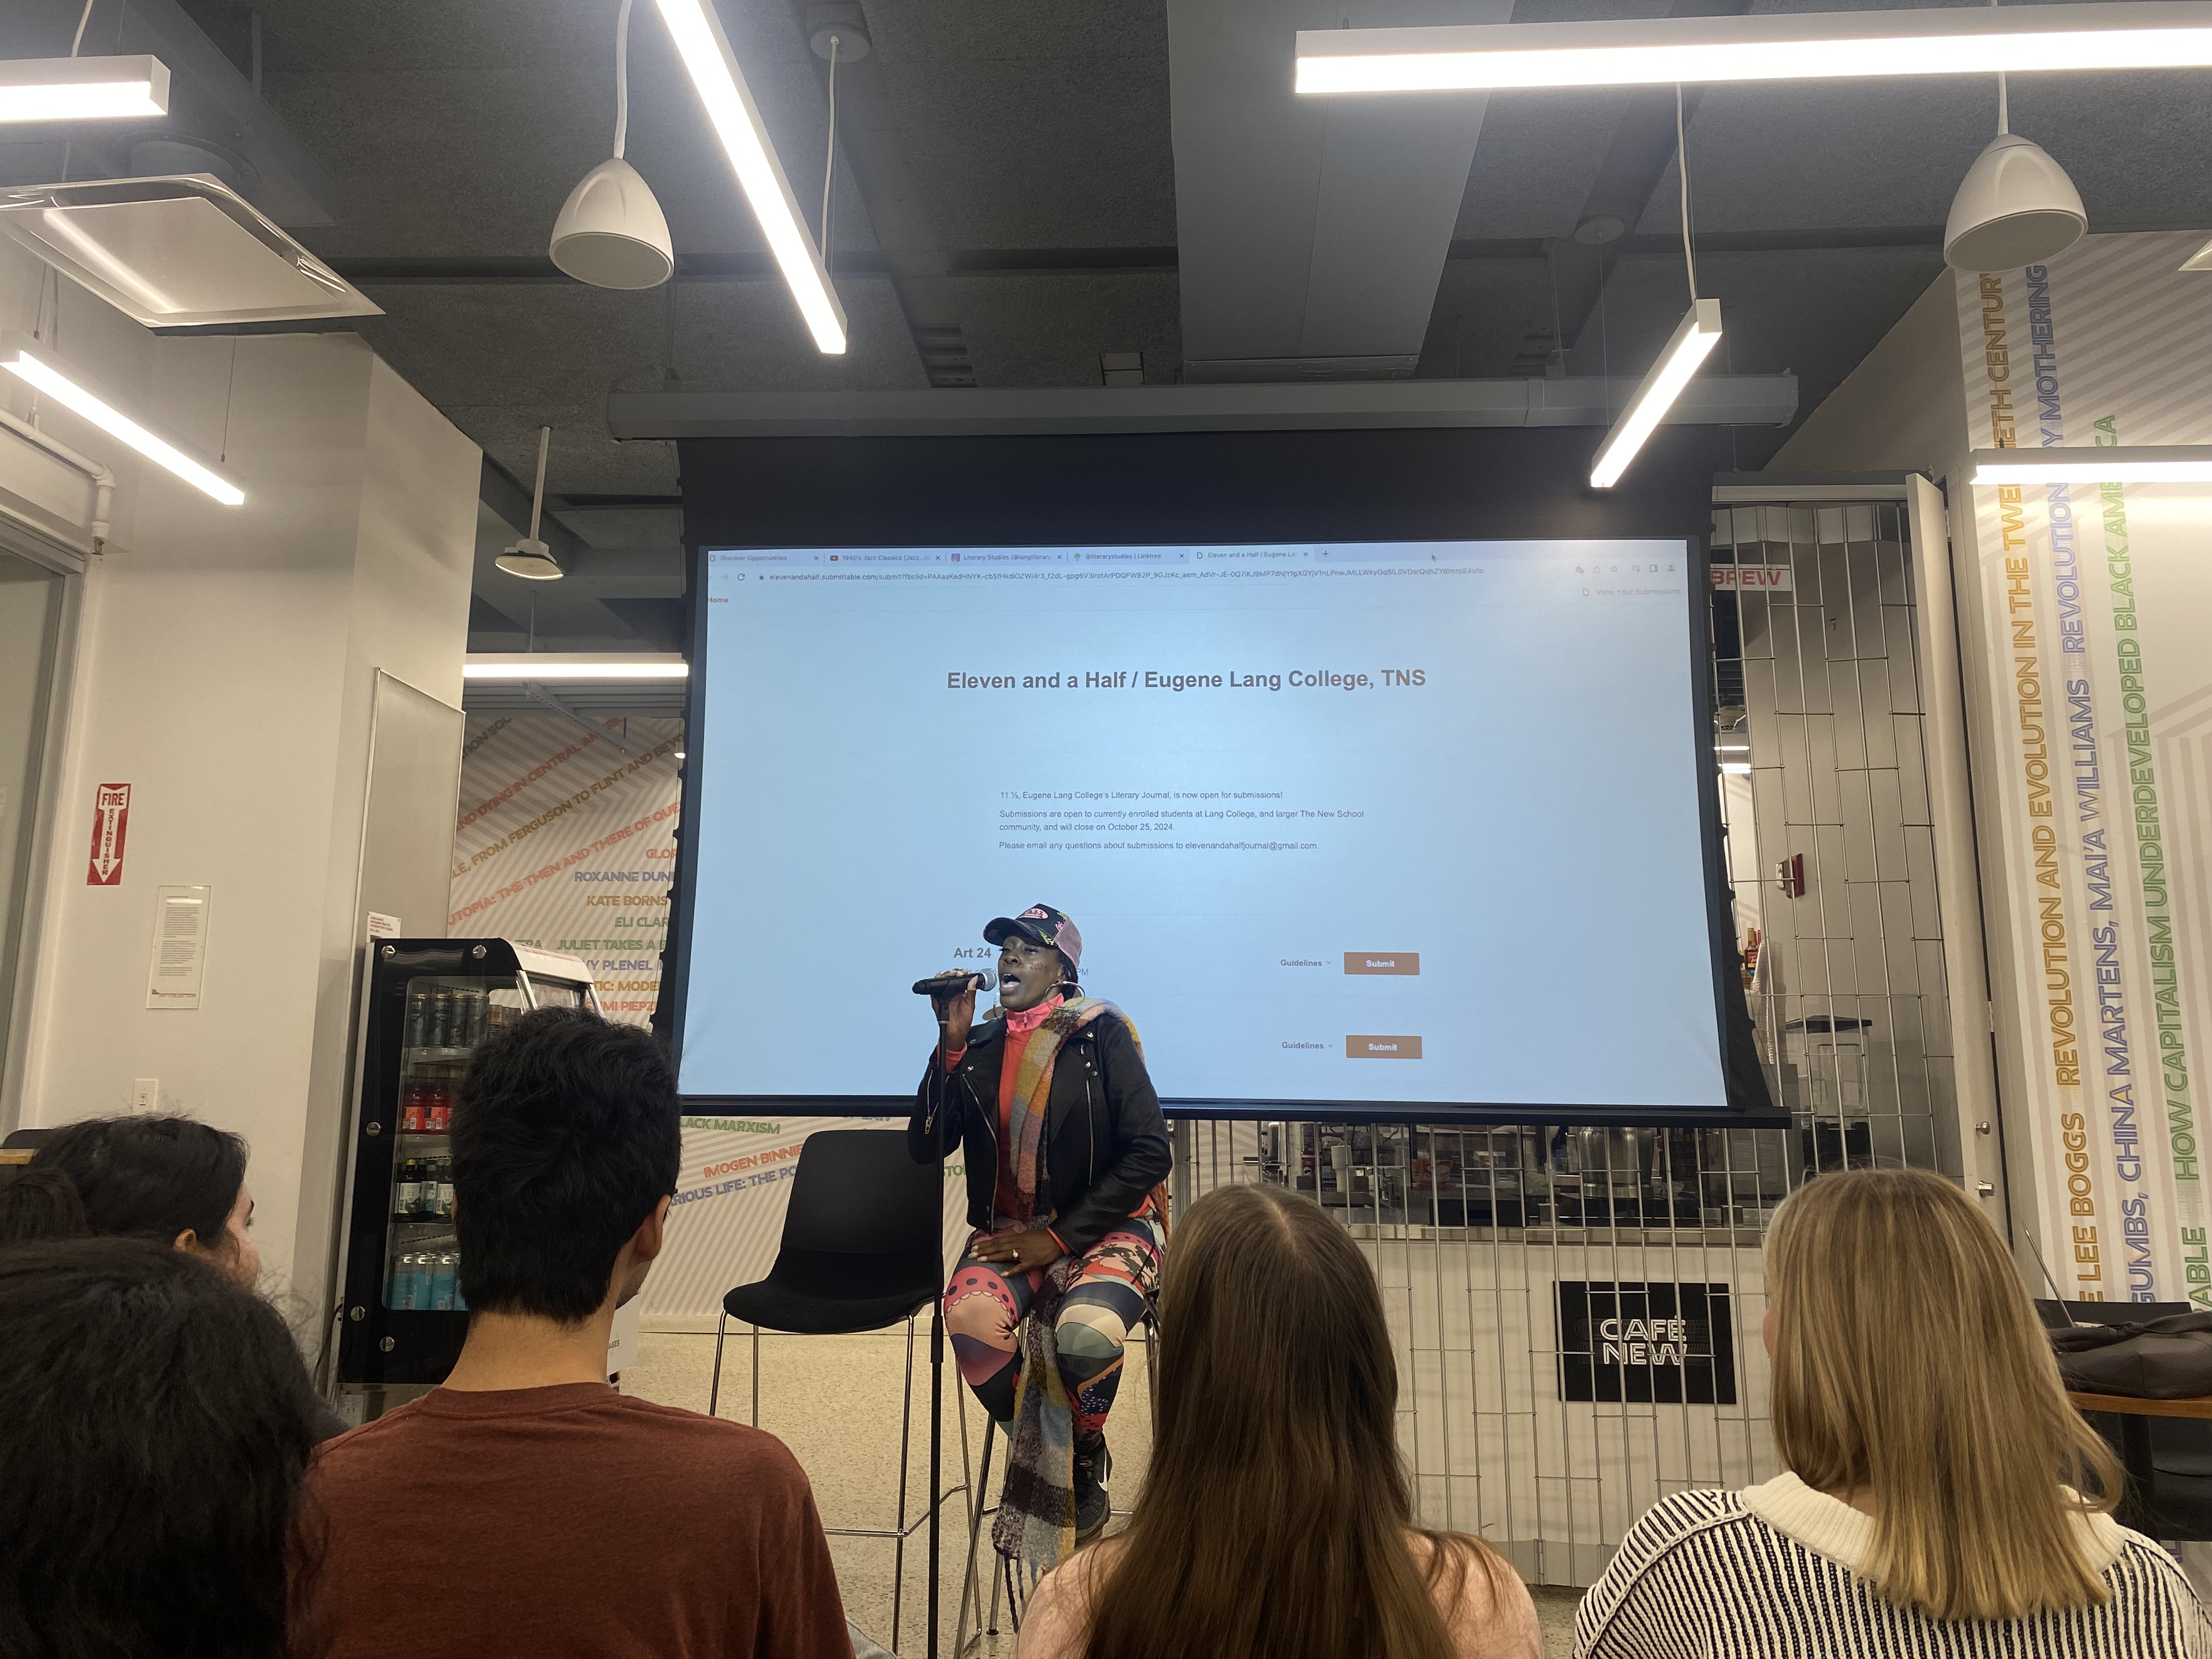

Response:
(620, 1326), (1582, 1657)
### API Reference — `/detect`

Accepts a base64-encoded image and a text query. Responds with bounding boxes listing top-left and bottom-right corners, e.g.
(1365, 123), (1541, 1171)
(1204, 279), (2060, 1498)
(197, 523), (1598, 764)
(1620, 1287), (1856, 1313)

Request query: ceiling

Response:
(4, 0), (2210, 651)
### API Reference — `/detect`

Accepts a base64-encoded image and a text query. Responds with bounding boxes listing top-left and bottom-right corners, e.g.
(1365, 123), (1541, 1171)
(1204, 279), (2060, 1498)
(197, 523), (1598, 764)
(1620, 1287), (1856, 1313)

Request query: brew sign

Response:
(1556, 1281), (1736, 1405)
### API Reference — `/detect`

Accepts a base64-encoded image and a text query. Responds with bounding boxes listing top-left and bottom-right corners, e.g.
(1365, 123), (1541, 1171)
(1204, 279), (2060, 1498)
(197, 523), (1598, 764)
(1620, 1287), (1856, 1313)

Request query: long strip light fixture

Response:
(0, 56), (170, 122)
(1588, 86), (1720, 492)
(0, 339), (243, 505)
(1294, 3), (2212, 94)
(462, 656), (690, 680)
(1589, 298), (1723, 488)
(652, 0), (847, 353)
(1973, 445), (2212, 486)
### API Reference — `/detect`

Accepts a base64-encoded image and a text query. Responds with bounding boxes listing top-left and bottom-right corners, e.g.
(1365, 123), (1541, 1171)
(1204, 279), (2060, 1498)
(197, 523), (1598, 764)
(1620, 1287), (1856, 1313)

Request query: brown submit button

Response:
(1346, 1034), (1423, 1060)
(1344, 952), (1419, 975)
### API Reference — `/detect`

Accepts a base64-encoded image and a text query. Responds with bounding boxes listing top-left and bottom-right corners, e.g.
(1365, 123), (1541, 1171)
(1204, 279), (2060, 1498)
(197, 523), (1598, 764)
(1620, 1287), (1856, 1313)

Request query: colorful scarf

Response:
(990, 996), (1133, 1577)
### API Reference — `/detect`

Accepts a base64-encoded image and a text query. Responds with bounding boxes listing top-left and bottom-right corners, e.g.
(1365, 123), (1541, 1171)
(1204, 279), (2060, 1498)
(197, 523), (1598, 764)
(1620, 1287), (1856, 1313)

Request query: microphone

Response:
(912, 969), (997, 997)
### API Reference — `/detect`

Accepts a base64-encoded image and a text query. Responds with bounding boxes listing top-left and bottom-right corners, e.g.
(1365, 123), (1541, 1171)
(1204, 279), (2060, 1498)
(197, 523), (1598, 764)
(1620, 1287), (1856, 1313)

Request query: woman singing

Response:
(911, 904), (1171, 1565)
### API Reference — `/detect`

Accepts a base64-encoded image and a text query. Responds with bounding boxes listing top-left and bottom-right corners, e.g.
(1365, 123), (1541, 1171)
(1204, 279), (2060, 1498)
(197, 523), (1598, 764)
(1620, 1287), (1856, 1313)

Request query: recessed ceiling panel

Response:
(0, 174), (381, 329)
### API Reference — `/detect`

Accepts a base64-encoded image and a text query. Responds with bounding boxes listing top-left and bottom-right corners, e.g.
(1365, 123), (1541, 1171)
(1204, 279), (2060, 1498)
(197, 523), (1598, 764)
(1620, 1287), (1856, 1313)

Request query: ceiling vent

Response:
(0, 174), (380, 330)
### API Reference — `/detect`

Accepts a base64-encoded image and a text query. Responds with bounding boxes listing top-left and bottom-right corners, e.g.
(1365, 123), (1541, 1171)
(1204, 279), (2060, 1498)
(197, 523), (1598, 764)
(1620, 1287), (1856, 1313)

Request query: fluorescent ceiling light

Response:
(1590, 298), (1722, 490)
(1294, 3), (2212, 94)
(1972, 445), (2212, 485)
(1716, 742), (1751, 752)
(462, 656), (690, 681)
(1720, 761), (1753, 774)
(652, 0), (847, 353)
(0, 338), (242, 505)
(0, 56), (169, 122)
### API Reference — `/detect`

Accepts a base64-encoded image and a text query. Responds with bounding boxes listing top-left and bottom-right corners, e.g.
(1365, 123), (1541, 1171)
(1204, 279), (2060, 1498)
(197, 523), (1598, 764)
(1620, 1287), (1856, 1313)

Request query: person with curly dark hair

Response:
(0, 1238), (326, 1659)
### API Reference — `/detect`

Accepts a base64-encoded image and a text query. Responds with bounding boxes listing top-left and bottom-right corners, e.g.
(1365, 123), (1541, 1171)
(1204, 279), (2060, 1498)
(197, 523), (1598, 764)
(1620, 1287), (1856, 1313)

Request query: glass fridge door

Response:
(379, 974), (528, 1313)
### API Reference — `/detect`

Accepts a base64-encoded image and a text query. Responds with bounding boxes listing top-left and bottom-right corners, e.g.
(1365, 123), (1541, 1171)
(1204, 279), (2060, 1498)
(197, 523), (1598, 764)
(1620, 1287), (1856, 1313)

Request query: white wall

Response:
(0, 242), (479, 1314)
(1769, 276), (1971, 481)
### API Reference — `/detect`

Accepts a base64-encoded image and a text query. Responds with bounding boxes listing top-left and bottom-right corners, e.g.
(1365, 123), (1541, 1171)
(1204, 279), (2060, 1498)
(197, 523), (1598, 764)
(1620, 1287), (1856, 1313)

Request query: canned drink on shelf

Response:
(399, 1084), (425, 1133)
(430, 987), (455, 1048)
(403, 988), (430, 1049)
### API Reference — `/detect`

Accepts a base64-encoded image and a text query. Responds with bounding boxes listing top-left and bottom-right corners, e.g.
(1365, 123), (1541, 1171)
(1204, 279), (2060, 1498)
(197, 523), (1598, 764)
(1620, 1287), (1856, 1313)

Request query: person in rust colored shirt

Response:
(295, 1008), (852, 1659)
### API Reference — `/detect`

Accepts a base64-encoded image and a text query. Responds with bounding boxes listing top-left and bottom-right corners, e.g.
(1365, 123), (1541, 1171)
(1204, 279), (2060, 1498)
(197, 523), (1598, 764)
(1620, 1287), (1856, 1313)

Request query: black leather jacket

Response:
(908, 1007), (1171, 1256)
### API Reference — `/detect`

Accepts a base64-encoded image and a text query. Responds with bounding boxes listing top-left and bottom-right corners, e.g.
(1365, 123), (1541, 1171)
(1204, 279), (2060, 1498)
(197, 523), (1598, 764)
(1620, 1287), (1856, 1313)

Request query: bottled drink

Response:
(421, 1157), (447, 1220)
(400, 1082), (426, 1133)
(431, 1249), (459, 1311)
(394, 1159), (420, 1218)
(436, 1155), (456, 1217)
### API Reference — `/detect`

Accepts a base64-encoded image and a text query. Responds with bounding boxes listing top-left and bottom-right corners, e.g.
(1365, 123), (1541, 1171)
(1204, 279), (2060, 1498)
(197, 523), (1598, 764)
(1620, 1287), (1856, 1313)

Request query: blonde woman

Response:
(1576, 1168), (2212, 1658)
(1017, 1184), (1541, 1659)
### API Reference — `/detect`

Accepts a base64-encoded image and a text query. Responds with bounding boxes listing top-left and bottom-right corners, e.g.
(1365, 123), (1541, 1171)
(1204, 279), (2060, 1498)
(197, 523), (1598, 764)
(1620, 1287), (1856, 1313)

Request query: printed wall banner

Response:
(450, 715), (682, 1025)
(1555, 1281), (1736, 1404)
(448, 716), (968, 1320)
(1956, 234), (2212, 1307)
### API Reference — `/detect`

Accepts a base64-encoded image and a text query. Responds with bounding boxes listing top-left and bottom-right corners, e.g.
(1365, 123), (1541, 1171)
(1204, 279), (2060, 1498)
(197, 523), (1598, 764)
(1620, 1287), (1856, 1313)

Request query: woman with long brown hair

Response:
(1577, 1168), (2212, 1657)
(1017, 1183), (1540, 1659)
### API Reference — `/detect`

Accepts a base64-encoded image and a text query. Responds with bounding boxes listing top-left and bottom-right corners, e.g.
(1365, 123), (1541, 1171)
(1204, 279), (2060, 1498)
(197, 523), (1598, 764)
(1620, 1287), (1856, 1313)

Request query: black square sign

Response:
(1556, 1281), (1737, 1405)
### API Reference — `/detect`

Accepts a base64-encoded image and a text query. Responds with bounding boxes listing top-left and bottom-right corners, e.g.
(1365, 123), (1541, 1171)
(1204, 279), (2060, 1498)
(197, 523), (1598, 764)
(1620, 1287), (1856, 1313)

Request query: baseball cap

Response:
(984, 904), (1082, 976)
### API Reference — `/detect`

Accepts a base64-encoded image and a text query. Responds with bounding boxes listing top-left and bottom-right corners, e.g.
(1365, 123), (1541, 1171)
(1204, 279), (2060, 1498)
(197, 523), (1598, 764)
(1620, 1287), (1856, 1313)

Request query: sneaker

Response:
(1074, 1438), (1111, 1542)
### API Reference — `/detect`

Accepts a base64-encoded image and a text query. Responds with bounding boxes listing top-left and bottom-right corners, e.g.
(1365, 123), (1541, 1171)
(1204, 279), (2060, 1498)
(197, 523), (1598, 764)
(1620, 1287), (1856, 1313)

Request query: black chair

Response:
(2039, 1298), (2212, 1539)
(0, 1128), (55, 1149)
(709, 1130), (957, 1658)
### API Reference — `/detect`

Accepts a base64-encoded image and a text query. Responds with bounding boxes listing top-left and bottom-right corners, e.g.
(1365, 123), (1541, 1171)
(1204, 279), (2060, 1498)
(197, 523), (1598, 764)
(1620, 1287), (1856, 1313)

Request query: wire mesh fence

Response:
(1165, 499), (1959, 1586)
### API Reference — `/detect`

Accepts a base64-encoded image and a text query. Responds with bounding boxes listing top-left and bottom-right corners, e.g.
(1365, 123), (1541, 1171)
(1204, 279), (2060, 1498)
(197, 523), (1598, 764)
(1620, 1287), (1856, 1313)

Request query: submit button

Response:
(1344, 952), (1419, 975)
(1346, 1035), (1423, 1060)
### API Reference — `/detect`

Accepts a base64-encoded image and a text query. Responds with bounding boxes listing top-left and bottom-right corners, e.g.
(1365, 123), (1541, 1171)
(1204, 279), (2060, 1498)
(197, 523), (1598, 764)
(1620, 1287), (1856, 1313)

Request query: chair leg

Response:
(751, 1322), (761, 1428)
(709, 1311), (727, 1419)
(928, 1299), (944, 1659)
(893, 1315), (917, 1656)
(957, 1415), (997, 1654)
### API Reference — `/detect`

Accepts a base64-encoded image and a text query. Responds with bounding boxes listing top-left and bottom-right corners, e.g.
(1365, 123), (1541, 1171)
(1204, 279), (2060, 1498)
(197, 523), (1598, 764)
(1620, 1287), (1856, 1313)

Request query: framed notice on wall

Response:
(1556, 1280), (1736, 1405)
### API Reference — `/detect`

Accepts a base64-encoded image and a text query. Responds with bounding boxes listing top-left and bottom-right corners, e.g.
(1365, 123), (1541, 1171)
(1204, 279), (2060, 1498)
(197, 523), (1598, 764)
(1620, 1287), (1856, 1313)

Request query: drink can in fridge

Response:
(404, 987), (429, 1049)
(431, 1250), (459, 1311)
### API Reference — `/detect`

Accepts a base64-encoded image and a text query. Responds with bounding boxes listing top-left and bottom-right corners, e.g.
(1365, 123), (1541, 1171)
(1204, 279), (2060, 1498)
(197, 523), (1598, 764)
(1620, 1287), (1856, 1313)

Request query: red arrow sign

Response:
(86, 783), (131, 886)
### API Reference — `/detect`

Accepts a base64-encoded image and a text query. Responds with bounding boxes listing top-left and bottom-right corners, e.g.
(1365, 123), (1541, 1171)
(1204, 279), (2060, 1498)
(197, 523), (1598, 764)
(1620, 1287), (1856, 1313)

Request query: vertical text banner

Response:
(1957, 234), (2212, 1306)
(448, 714), (682, 1022)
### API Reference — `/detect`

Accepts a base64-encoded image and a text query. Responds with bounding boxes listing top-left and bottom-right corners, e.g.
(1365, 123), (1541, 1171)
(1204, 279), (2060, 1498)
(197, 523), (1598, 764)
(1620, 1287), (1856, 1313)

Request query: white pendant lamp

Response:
(496, 427), (565, 580)
(550, 0), (674, 290)
(1944, 59), (2083, 273)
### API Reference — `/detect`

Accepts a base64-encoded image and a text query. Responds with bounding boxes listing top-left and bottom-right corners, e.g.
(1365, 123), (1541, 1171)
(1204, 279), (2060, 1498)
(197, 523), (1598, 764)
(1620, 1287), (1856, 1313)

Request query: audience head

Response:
(1081, 1183), (1487, 1659)
(452, 1007), (681, 1324)
(1765, 1167), (2122, 1620)
(0, 1167), (90, 1245)
(0, 1238), (323, 1659)
(31, 1115), (257, 1284)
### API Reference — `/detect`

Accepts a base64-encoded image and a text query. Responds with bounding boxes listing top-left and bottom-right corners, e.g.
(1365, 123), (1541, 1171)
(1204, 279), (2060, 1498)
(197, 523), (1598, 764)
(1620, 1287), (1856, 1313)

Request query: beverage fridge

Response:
(334, 938), (600, 1415)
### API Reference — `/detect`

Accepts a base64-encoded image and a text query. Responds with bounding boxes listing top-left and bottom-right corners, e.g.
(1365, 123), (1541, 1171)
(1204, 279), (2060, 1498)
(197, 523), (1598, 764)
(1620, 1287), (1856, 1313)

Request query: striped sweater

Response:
(1575, 1475), (2212, 1658)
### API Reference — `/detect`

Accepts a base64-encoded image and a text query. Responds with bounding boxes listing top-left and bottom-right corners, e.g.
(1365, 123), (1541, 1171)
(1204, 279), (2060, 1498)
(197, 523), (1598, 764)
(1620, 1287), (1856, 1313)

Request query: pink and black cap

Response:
(984, 904), (1082, 977)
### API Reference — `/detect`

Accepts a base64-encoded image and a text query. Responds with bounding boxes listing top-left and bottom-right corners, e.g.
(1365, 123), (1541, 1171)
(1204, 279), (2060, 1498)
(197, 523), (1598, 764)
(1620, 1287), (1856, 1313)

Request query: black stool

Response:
(709, 1130), (957, 1658)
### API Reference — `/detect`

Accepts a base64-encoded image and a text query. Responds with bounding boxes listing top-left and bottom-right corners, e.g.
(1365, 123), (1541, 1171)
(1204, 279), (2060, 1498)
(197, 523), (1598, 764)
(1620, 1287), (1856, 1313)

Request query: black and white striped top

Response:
(1575, 1475), (2212, 1658)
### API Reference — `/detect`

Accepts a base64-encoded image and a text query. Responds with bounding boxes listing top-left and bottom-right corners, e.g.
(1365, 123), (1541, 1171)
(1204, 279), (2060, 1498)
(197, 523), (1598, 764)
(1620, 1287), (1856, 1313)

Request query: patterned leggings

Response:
(943, 1216), (1163, 1441)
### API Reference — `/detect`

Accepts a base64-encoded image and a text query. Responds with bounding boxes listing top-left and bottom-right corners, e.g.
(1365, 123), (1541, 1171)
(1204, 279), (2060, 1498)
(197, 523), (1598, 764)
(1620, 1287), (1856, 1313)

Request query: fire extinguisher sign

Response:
(86, 783), (131, 885)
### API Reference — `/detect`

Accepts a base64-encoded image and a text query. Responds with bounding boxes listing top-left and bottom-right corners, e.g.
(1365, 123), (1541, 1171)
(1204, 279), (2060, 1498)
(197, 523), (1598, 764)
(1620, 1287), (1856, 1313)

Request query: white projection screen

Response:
(672, 534), (1757, 1122)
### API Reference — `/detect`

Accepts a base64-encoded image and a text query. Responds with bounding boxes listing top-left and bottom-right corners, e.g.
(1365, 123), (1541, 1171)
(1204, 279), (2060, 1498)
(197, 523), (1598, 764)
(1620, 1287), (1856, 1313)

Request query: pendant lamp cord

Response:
(69, 0), (95, 55)
(821, 36), (841, 277)
(1675, 83), (1697, 304)
(613, 0), (635, 160)
(1990, 0), (2007, 133)
(529, 426), (551, 543)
